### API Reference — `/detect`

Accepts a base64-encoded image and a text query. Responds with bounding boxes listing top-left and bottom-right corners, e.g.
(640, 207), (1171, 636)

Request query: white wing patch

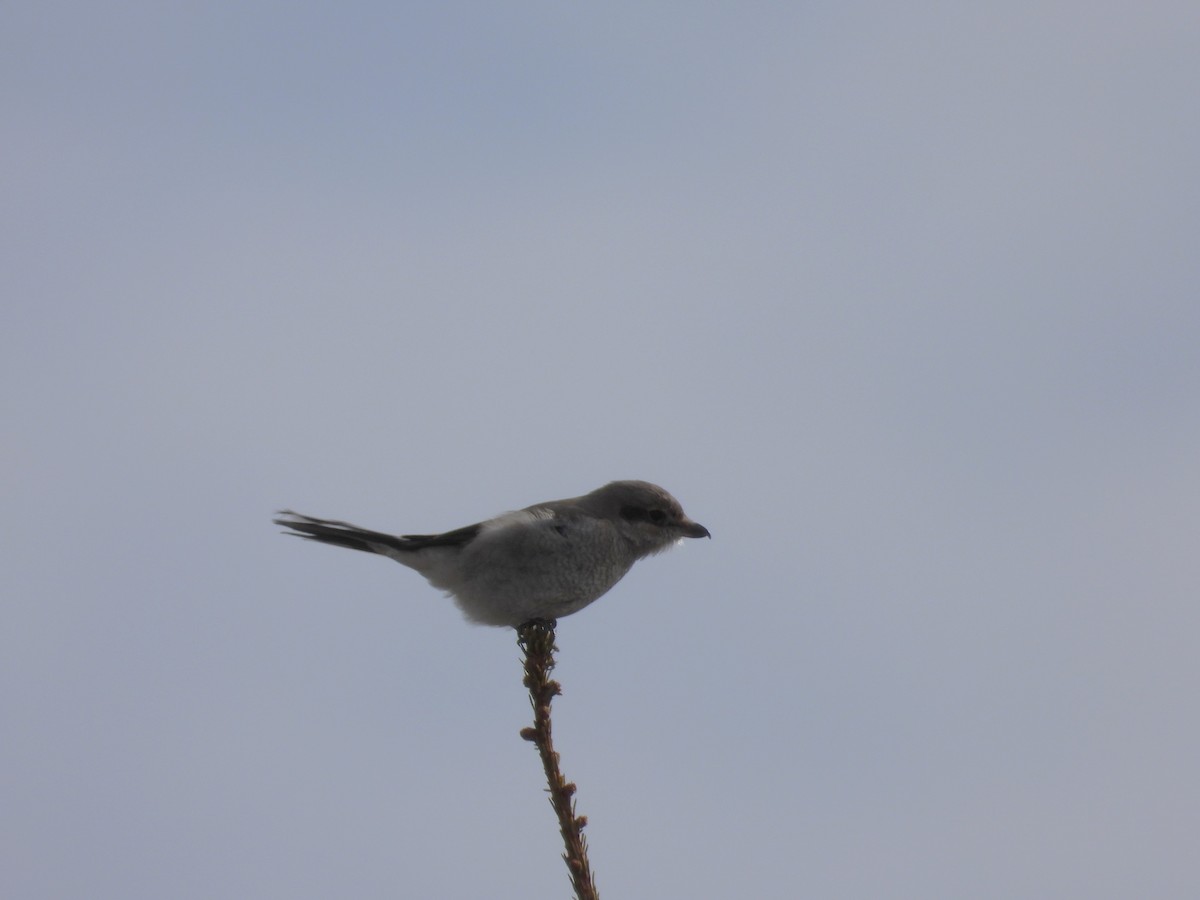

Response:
(478, 507), (557, 536)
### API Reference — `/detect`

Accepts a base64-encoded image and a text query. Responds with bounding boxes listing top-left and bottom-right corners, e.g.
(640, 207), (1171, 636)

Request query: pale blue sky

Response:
(4, 3), (1198, 898)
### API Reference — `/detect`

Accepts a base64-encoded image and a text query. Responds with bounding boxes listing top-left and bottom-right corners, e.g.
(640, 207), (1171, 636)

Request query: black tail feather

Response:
(274, 511), (413, 555)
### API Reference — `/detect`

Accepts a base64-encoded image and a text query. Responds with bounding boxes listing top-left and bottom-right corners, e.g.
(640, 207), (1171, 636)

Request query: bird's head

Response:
(585, 480), (710, 557)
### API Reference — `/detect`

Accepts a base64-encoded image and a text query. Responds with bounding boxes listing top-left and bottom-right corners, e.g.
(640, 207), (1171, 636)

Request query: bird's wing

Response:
(398, 522), (483, 550)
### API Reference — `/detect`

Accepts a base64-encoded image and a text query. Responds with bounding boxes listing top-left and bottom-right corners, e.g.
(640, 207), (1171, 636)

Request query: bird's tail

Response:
(274, 511), (412, 556)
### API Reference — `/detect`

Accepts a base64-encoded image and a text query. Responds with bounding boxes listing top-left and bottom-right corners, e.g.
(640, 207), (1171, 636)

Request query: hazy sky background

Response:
(4, 3), (1198, 898)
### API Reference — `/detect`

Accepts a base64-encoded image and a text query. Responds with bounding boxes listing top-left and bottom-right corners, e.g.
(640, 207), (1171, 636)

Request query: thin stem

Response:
(517, 620), (599, 900)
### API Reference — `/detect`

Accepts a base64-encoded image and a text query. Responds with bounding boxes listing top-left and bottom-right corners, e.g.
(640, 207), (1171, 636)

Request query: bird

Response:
(274, 480), (710, 627)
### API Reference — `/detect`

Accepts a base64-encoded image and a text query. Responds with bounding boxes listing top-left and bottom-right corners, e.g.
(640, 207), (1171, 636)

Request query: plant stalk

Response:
(517, 619), (599, 900)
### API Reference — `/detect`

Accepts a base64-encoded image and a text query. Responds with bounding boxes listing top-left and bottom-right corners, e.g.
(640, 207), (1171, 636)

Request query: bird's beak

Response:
(680, 519), (711, 539)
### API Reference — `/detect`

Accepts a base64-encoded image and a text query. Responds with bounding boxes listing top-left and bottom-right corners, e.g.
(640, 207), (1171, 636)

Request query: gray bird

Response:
(274, 480), (710, 627)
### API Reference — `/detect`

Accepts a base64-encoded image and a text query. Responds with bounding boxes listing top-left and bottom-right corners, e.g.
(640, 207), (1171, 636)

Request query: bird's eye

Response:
(648, 509), (667, 524)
